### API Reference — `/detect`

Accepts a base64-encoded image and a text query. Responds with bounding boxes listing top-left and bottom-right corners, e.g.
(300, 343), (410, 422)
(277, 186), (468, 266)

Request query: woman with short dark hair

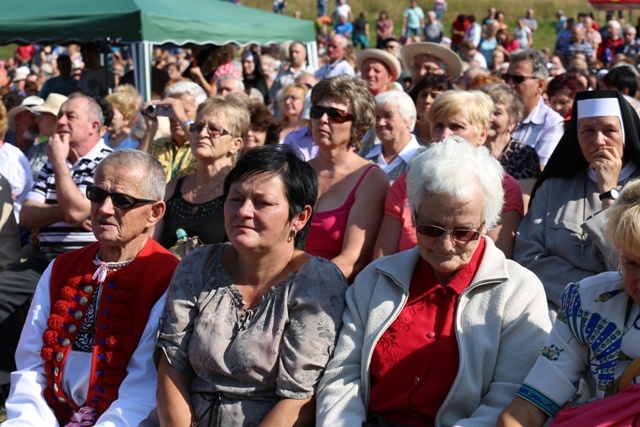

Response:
(157, 145), (347, 426)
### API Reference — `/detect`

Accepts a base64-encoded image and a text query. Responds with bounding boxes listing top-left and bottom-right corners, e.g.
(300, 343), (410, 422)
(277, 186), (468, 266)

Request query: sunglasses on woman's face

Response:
(414, 211), (485, 242)
(86, 185), (156, 210)
(309, 105), (355, 124)
(416, 223), (484, 241)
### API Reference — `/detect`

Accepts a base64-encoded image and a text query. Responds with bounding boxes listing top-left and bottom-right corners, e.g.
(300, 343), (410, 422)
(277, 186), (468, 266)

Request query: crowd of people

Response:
(1, 0), (640, 425)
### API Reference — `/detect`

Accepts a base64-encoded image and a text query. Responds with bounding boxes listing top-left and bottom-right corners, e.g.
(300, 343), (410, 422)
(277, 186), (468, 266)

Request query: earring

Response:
(619, 264), (623, 276)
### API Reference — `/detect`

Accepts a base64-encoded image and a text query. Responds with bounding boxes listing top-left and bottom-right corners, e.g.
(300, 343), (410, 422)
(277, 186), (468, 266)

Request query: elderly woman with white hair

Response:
(139, 81), (208, 182)
(359, 91), (423, 183)
(317, 137), (551, 426)
(374, 90), (524, 259)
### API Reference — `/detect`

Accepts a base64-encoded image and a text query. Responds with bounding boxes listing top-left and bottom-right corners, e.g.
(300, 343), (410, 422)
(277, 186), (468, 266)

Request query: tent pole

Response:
(132, 41), (153, 102)
(142, 41), (152, 102)
(307, 41), (318, 71)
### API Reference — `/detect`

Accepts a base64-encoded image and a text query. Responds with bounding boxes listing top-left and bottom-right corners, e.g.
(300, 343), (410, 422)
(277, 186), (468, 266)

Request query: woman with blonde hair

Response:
(500, 178), (640, 426)
(104, 85), (142, 150)
(278, 82), (308, 142)
(154, 96), (249, 249)
(375, 90), (523, 258)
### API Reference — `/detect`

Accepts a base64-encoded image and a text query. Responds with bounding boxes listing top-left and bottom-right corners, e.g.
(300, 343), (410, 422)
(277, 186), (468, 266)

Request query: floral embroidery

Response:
(561, 281), (624, 392)
(540, 344), (564, 361)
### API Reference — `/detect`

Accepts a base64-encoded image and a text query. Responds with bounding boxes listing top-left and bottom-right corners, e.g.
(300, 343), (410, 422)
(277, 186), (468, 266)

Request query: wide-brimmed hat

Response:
(7, 95), (44, 130)
(356, 49), (402, 81)
(31, 93), (68, 117)
(11, 66), (30, 82)
(400, 42), (463, 78)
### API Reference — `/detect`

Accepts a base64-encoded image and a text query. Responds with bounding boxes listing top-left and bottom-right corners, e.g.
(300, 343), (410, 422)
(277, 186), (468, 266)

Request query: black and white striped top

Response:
(25, 140), (113, 254)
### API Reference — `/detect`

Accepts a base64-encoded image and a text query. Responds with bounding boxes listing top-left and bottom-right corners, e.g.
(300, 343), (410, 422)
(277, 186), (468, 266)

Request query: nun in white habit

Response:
(514, 90), (640, 314)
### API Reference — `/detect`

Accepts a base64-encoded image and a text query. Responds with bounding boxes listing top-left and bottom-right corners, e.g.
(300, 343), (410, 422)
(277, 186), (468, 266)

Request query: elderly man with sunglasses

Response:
(0, 94), (113, 377)
(504, 49), (564, 168)
(4, 150), (179, 426)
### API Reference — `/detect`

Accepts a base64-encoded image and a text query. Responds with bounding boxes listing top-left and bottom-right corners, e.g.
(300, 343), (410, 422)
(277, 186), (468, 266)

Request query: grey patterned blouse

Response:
(156, 243), (347, 426)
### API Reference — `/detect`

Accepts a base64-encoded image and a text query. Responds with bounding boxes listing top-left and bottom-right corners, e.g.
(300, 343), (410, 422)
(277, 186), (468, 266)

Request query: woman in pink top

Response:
(306, 76), (389, 281)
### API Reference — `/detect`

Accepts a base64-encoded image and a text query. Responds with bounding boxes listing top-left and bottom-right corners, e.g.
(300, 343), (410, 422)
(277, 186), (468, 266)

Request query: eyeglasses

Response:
(309, 105), (355, 123)
(412, 64), (444, 74)
(86, 185), (156, 210)
(189, 122), (230, 138)
(414, 213), (485, 241)
(502, 73), (538, 84)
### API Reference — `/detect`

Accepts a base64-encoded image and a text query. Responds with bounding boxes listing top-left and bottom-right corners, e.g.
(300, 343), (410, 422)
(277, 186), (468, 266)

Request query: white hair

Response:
(407, 136), (504, 229)
(608, 20), (621, 31)
(375, 91), (417, 131)
(216, 74), (245, 92)
(165, 81), (207, 106)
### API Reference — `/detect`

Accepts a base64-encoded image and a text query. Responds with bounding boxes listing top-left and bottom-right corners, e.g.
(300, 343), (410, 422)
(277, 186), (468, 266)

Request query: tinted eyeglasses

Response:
(502, 73), (538, 85)
(86, 185), (156, 210)
(414, 213), (485, 242)
(309, 105), (355, 123)
(189, 122), (230, 138)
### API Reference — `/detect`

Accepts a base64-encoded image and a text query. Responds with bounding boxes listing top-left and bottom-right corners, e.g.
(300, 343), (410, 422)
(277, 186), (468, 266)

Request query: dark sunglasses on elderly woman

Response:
(86, 185), (156, 210)
(309, 105), (355, 123)
(414, 212), (485, 241)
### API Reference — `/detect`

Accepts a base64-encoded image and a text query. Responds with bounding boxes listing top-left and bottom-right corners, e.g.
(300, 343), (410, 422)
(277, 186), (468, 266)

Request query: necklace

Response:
(574, 177), (592, 259)
(191, 176), (224, 201)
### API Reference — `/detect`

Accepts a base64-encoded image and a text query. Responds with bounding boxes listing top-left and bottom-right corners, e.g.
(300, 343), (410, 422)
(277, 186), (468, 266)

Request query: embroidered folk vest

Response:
(40, 238), (179, 423)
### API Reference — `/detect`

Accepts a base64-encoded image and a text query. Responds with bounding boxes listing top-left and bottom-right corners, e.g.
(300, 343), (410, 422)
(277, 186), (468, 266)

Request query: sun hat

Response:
(7, 95), (44, 130)
(400, 42), (463, 78)
(11, 66), (31, 82)
(356, 49), (402, 81)
(31, 93), (68, 117)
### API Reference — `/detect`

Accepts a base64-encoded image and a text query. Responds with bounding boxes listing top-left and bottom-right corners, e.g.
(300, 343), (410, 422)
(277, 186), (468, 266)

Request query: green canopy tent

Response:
(0, 0), (317, 99)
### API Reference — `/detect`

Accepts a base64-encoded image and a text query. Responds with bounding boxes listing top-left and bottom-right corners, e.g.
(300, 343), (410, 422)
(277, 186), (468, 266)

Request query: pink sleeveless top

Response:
(306, 164), (377, 260)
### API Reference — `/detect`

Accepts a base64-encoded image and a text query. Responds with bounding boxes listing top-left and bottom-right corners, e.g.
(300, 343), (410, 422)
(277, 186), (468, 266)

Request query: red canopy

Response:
(590, 0), (640, 10)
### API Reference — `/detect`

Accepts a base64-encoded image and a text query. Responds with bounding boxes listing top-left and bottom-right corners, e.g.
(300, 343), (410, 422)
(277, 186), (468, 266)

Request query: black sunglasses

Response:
(502, 73), (538, 84)
(414, 211), (485, 242)
(189, 122), (230, 138)
(309, 105), (355, 124)
(86, 185), (156, 210)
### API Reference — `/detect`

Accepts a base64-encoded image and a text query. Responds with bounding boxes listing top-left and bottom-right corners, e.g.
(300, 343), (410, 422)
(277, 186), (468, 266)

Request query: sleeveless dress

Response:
(158, 176), (226, 248)
(305, 164), (377, 259)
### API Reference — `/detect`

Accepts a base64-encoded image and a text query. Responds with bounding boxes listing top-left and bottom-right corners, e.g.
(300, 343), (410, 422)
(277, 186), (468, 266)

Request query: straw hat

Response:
(7, 95), (44, 130)
(31, 93), (68, 117)
(400, 42), (463, 78)
(356, 49), (402, 81)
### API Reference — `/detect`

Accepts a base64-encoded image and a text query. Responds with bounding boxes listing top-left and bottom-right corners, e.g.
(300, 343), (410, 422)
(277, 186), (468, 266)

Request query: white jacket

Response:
(316, 238), (551, 426)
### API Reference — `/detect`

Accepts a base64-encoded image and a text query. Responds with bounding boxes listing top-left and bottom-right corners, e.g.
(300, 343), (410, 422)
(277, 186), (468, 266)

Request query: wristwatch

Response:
(599, 188), (620, 201)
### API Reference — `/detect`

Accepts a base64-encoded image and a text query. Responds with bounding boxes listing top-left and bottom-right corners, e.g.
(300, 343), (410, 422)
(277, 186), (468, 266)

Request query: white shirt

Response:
(0, 142), (32, 222)
(361, 134), (423, 182)
(511, 97), (565, 166)
(314, 59), (355, 80)
(4, 261), (165, 427)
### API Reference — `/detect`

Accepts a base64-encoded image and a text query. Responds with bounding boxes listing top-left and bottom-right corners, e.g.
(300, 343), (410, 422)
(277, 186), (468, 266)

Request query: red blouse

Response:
(368, 239), (486, 426)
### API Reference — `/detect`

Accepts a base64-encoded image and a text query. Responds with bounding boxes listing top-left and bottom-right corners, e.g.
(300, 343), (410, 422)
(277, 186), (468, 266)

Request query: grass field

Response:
(1, 0), (639, 62)
(245, 0), (623, 51)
